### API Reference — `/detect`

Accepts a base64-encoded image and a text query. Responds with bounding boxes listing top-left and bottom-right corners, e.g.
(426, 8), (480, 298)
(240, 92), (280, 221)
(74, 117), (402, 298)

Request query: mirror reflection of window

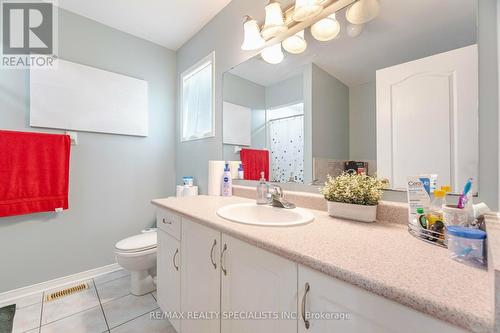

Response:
(267, 103), (304, 183)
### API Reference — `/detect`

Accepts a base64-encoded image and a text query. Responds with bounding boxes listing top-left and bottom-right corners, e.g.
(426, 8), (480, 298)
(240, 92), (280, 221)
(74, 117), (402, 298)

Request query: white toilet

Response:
(114, 228), (157, 296)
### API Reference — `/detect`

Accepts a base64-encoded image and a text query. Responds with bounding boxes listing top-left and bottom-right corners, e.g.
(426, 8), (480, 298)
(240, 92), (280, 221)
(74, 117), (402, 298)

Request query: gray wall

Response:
(176, 0), (269, 192)
(349, 81), (377, 160)
(478, 0), (499, 210)
(0, 10), (176, 292)
(223, 72), (265, 109)
(177, 0), (498, 208)
(265, 74), (303, 109)
(310, 64), (349, 160)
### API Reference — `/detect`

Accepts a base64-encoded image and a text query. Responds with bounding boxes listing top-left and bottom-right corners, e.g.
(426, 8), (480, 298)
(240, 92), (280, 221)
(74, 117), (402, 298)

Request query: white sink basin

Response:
(216, 203), (314, 227)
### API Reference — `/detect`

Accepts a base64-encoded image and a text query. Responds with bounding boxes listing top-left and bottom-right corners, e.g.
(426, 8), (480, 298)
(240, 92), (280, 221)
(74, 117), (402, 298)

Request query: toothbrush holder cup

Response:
(442, 204), (472, 226)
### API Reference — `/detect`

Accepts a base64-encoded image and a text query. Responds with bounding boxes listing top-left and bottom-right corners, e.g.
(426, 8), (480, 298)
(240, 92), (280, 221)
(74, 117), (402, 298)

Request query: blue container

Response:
(446, 226), (486, 267)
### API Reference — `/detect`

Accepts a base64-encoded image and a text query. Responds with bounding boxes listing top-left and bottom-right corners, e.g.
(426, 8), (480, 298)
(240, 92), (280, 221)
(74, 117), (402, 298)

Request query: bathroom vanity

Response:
(153, 195), (491, 333)
(154, 1), (489, 332)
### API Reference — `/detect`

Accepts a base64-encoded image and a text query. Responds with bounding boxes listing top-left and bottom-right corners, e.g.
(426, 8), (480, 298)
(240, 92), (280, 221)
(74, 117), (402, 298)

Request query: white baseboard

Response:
(0, 263), (122, 305)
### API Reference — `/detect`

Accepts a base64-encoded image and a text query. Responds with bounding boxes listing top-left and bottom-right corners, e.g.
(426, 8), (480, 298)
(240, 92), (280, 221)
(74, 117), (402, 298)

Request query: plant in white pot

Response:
(320, 172), (385, 222)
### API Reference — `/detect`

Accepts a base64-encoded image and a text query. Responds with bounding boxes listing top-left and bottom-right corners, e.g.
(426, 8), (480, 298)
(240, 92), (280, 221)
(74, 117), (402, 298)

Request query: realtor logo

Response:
(1, 0), (58, 68)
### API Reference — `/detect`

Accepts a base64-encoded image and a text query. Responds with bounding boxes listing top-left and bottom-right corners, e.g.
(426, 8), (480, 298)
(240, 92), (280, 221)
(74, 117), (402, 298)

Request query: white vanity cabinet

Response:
(220, 234), (297, 333)
(155, 206), (470, 333)
(298, 265), (468, 333)
(157, 228), (181, 332)
(181, 219), (221, 333)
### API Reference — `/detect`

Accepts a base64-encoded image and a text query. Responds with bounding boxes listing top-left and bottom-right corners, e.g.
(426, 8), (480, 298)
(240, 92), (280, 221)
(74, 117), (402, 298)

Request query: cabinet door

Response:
(298, 265), (468, 333)
(376, 44), (478, 192)
(157, 229), (181, 332)
(181, 219), (221, 333)
(221, 234), (297, 333)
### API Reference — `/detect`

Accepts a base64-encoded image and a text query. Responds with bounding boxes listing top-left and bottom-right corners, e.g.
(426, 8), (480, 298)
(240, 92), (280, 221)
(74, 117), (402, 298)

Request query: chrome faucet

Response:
(309, 179), (321, 186)
(270, 185), (296, 209)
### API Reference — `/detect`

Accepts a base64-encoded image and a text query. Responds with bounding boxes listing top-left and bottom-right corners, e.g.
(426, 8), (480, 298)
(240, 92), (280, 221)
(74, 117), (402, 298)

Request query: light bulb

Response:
(262, 1), (287, 39)
(261, 43), (284, 64)
(293, 0), (323, 22)
(346, 23), (364, 37)
(346, 0), (380, 25)
(311, 13), (341, 42)
(283, 30), (307, 54)
(241, 16), (265, 51)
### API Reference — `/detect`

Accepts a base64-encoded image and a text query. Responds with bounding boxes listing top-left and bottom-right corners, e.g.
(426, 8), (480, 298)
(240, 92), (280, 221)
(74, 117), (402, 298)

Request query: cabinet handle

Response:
(162, 218), (172, 225)
(220, 243), (228, 276)
(210, 239), (217, 270)
(173, 248), (179, 271)
(301, 282), (310, 329)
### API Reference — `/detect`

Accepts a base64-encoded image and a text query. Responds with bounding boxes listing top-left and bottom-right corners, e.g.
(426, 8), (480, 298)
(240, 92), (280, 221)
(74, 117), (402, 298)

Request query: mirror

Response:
(222, 0), (478, 194)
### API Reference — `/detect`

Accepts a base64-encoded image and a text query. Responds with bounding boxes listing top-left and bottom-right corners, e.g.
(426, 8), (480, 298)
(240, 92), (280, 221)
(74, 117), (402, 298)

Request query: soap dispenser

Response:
(256, 171), (269, 204)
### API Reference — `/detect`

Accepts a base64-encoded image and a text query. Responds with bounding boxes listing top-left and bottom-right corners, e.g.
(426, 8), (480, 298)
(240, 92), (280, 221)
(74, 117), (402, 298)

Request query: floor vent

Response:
(45, 282), (89, 302)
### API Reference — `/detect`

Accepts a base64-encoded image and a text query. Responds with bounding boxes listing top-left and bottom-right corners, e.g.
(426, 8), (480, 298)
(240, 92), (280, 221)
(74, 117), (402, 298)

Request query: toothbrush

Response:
(457, 178), (473, 209)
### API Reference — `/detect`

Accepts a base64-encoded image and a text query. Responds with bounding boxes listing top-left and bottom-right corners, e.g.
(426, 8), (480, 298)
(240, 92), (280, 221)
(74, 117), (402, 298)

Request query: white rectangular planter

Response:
(327, 201), (378, 223)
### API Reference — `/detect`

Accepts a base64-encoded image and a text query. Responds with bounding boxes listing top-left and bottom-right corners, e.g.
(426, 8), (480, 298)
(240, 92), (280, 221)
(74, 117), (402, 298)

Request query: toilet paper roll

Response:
(208, 160), (226, 196)
(176, 185), (199, 197)
(229, 161), (240, 179)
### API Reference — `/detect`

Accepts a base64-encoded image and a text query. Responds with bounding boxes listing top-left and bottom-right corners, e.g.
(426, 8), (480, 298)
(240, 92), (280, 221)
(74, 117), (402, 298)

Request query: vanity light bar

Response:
(258, 0), (358, 49)
(281, 0), (352, 26)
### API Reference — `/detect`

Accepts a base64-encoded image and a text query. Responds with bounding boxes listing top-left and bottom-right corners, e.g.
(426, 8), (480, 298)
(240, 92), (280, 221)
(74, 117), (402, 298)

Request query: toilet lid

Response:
(116, 232), (157, 252)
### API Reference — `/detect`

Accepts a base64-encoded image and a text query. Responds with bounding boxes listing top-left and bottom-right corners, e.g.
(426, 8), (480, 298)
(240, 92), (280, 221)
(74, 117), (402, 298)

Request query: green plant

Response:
(320, 172), (385, 206)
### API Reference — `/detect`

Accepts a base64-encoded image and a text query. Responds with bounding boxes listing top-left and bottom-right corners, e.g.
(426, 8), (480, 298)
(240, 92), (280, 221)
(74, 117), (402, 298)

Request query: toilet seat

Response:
(115, 246), (156, 258)
(115, 232), (157, 253)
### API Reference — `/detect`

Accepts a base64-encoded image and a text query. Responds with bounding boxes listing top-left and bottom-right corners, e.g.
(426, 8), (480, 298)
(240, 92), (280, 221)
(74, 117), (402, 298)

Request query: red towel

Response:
(0, 130), (71, 218)
(240, 148), (269, 181)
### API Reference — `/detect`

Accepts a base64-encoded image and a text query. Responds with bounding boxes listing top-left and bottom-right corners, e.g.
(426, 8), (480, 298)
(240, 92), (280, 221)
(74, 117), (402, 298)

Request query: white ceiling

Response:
(230, 0), (477, 87)
(57, 0), (233, 50)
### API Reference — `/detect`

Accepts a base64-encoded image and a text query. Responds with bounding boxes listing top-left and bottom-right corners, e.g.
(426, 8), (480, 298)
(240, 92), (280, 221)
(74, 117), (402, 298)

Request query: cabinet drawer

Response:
(157, 208), (181, 240)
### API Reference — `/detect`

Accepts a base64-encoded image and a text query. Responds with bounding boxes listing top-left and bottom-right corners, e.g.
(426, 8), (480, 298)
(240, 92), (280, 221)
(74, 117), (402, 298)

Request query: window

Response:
(181, 52), (215, 141)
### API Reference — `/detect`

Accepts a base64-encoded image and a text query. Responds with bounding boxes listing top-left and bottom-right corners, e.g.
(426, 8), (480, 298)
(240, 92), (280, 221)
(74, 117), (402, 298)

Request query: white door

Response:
(376, 45), (478, 193)
(298, 265), (467, 333)
(181, 219), (221, 333)
(157, 229), (181, 332)
(220, 234), (297, 333)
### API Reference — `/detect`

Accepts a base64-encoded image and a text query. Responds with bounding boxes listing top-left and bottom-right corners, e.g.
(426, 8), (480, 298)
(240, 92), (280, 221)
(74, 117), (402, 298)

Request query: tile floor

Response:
(1, 269), (175, 333)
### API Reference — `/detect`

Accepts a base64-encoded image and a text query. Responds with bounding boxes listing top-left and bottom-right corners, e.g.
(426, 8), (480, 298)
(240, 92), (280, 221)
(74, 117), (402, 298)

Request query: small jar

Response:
(446, 226), (486, 267)
(182, 176), (194, 187)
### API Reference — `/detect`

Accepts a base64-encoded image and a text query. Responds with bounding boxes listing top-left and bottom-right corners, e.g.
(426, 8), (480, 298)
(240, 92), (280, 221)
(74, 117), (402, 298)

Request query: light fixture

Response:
(345, 0), (380, 25)
(241, 15), (266, 51)
(241, 0), (381, 64)
(283, 30), (307, 54)
(262, 0), (287, 39)
(311, 13), (341, 42)
(261, 43), (284, 64)
(346, 23), (364, 37)
(293, 0), (323, 22)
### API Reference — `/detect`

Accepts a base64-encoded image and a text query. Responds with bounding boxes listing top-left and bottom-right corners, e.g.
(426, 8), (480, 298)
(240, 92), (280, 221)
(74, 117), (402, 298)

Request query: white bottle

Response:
(256, 171), (269, 204)
(221, 163), (232, 197)
(238, 163), (244, 180)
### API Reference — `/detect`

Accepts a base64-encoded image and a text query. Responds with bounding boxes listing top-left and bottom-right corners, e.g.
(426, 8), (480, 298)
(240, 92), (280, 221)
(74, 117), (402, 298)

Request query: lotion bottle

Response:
(238, 163), (244, 179)
(221, 163), (232, 197)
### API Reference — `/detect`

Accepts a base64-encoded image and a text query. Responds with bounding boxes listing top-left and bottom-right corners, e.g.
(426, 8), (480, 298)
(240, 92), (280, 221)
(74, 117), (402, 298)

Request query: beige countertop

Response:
(152, 195), (493, 333)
